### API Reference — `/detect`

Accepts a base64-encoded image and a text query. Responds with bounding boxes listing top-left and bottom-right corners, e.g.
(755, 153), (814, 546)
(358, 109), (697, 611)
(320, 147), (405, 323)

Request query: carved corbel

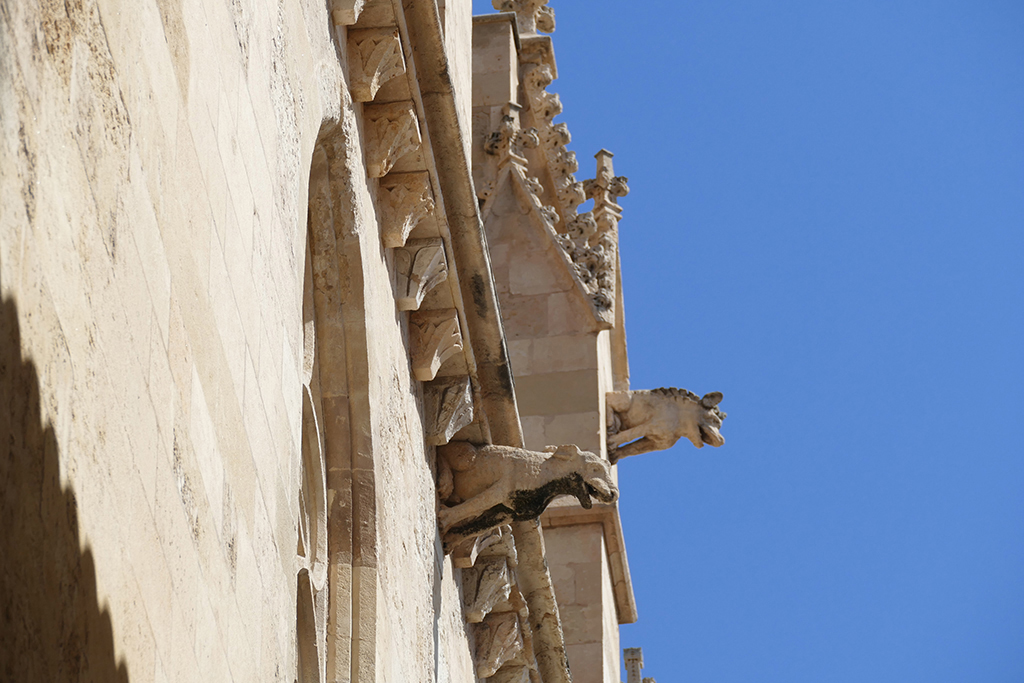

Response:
(348, 28), (406, 102)
(393, 238), (448, 311)
(463, 557), (512, 623)
(424, 375), (473, 446)
(378, 172), (434, 248)
(410, 309), (463, 382)
(451, 523), (517, 569)
(474, 612), (523, 679)
(364, 101), (421, 178)
(331, 0), (364, 25)
(490, 666), (532, 683)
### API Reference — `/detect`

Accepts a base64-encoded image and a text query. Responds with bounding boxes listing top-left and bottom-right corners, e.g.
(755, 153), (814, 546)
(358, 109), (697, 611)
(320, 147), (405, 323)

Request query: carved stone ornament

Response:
(490, 665), (532, 683)
(364, 101), (421, 178)
(606, 388), (726, 463)
(583, 149), (629, 240)
(474, 612), (524, 679)
(463, 557), (512, 623)
(517, 39), (628, 325)
(393, 238), (448, 311)
(348, 28), (406, 103)
(424, 375), (473, 446)
(409, 308), (463, 382)
(436, 442), (618, 550)
(492, 0), (554, 35)
(378, 172), (434, 248)
(331, 0), (364, 25)
(484, 103), (540, 166)
(451, 522), (517, 569)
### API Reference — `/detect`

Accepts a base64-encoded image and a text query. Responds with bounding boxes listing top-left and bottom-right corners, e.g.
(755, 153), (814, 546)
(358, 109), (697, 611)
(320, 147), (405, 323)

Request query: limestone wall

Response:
(0, 0), (477, 680)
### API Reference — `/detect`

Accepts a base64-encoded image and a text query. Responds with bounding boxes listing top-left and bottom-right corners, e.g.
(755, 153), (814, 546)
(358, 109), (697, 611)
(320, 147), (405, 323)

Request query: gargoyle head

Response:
(544, 444), (618, 509)
(689, 391), (727, 449)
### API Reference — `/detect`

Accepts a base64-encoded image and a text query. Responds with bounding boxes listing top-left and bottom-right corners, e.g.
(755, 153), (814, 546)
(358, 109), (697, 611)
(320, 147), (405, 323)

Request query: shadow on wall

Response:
(0, 268), (129, 681)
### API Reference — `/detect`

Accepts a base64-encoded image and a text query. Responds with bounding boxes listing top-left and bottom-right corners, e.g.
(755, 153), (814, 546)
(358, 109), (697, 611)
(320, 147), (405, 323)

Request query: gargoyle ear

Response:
(548, 444), (582, 460)
(701, 392), (723, 408)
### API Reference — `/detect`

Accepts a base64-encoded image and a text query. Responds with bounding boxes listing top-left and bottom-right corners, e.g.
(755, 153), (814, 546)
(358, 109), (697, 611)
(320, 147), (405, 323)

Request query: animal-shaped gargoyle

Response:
(436, 442), (618, 551)
(606, 388), (726, 463)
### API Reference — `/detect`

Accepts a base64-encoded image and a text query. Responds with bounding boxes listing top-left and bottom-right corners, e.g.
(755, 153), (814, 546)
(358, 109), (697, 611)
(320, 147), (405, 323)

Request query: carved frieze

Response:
(378, 172), (434, 248)
(409, 309), (463, 382)
(474, 612), (524, 679)
(348, 28), (406, 103)
(364, 101), (421, 178)
(424, 375), (473, 446)
(393, 238), (448, 311)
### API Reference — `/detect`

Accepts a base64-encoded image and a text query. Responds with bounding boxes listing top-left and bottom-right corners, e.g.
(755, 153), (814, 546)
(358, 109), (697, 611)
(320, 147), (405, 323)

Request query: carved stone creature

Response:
(436, 442), (617, 549)
(606, 389), (726, 462)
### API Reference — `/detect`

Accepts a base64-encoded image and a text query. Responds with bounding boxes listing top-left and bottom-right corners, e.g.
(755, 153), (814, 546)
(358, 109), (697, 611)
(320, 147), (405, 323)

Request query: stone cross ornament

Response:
(606, 388), (727, 463)
(436, 442), (618, 550)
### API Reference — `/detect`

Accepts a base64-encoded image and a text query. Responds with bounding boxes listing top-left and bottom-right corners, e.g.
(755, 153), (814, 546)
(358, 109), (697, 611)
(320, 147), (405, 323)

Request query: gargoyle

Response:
(436, 442), (618, 550)
(606, 388), (726, 462)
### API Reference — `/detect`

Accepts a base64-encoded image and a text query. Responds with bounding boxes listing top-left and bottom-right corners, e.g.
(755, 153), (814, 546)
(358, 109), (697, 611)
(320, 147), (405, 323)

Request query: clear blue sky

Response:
(474, 1), (1024, 681)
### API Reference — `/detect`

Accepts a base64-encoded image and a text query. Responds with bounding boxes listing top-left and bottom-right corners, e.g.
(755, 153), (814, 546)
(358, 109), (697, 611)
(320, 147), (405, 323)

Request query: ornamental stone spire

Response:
(584, 149), (629, 242)
(492, 0), (555, 35)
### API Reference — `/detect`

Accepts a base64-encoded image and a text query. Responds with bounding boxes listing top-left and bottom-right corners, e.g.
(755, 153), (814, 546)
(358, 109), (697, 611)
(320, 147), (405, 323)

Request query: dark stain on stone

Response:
(471, 272), (489, 319)
(445, 473), (587, 540)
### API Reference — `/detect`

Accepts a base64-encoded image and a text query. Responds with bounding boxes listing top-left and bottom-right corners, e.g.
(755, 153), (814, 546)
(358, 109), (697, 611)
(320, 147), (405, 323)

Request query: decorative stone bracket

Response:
(364, 101), (422, 178)
(378, 171), (434, 248)
(424, 375), (473, 446)
(474, 612), (524, 679)
(410, 309), (463, 382)
(348, 28), (406, 103)
(393, 238), (448, 311)
(463, 557), (513, 623)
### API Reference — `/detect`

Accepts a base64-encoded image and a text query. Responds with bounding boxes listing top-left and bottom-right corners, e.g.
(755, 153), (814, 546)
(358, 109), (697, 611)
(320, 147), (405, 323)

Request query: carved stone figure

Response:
(436, 442), (618, 549)
(606, 389), (726, 462)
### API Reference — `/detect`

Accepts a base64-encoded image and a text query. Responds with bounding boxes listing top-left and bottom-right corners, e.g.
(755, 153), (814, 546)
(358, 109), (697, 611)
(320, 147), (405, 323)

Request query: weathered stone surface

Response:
(393, 238), (448, 311)
(348, 28), (406, 102)
(607, 388), (727, 461)
(436, 442), (617, 549)
(424, 375), (473, 446)
(409, 309), (463, 382)
(378, 172), (435, 248)
(474, 612), (524, 678)
(364, 101), (422, 178)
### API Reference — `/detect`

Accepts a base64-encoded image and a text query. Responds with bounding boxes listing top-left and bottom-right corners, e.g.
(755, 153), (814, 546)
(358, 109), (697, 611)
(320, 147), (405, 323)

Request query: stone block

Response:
(514, 369), (599, 416)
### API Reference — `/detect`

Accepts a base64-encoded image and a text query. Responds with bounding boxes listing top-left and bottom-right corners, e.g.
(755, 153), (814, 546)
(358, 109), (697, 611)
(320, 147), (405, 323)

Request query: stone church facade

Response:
(0, 0), (725, 681)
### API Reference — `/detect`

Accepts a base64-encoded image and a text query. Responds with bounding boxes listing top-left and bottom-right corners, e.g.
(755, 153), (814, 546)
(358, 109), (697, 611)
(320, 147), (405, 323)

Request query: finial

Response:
(492, 0), (555, 35)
